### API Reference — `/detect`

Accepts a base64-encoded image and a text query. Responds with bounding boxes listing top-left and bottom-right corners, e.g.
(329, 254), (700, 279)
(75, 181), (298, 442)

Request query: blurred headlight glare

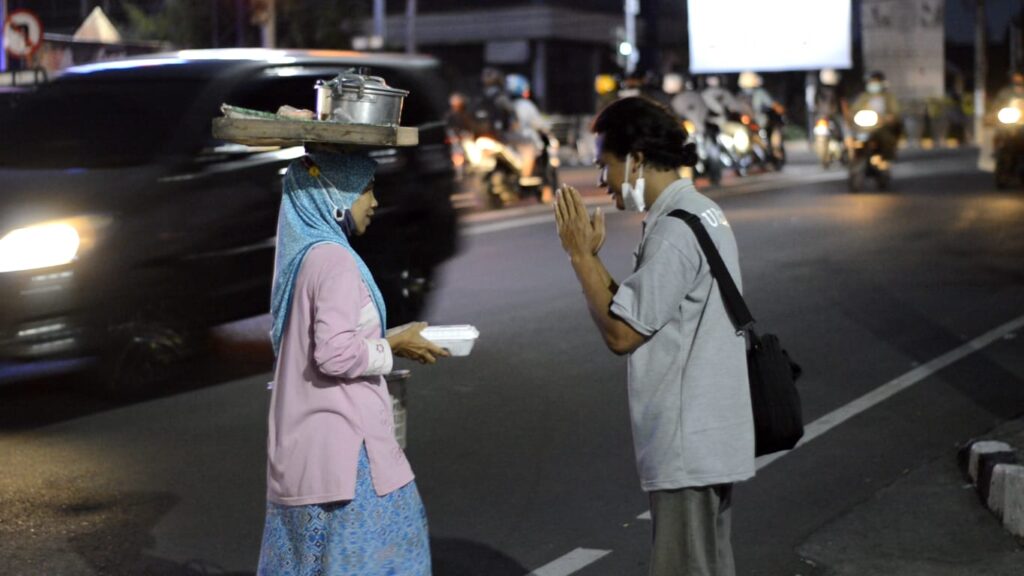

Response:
(0, 216), (110, 273)
(854, 110), (879, 128)
(998, 106), (1022, 125)
(733, 129), (750, 152)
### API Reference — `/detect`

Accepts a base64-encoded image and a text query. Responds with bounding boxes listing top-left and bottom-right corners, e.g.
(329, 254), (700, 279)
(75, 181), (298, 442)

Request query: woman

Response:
(258, 146), (448, 575)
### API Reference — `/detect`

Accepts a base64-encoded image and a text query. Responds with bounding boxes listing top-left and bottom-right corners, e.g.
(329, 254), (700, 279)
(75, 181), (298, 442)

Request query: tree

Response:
(276, 0), (368, 49)
(119, 0), (366, 49)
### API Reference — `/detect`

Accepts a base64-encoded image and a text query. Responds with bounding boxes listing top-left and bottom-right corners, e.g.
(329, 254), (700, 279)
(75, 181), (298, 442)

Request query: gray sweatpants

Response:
(648, 484), (735, 576)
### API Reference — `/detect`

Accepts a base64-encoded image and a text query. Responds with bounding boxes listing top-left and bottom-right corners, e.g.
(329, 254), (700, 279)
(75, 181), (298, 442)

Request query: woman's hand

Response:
(385, 322), (450, 365)
(555, 184), (605, 259)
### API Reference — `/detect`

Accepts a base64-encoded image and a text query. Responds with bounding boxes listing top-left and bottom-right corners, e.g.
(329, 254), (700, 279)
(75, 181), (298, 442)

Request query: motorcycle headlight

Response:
(998, 106), (1022, 125)
(813, 119), (830, 136)
(854, 110), (879, 128)
(0, 216), (111, 273)
(733, 129), (750, 152)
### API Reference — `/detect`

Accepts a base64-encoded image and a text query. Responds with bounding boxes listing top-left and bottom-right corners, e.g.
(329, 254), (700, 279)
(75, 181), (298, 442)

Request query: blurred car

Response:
(0, 49), (458, 394)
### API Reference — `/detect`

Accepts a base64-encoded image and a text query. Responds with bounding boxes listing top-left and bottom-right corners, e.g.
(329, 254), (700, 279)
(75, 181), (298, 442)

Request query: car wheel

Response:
(97, 313), (206, 399)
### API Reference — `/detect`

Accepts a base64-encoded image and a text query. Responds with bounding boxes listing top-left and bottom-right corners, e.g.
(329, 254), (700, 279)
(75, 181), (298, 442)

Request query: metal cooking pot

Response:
(315, 71), (409, 126)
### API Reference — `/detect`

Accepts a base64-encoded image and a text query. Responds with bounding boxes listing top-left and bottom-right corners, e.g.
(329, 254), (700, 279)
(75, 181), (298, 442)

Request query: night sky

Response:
(945, 0), (1023, 44)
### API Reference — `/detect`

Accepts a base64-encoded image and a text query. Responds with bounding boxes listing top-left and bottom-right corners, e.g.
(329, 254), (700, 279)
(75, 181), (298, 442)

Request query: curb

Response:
(959, 438), (1024, 539)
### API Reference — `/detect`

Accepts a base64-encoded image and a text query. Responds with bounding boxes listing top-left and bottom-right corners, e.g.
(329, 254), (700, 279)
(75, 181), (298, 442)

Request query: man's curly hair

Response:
(591, 96), (698, 169)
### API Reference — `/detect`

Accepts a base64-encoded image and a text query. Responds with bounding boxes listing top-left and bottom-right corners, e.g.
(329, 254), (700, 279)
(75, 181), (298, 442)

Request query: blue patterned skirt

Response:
(257, 446), (431, 576)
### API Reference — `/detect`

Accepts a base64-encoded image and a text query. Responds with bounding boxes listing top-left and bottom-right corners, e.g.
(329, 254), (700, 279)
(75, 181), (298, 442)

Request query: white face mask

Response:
(621, 154), (646, 212)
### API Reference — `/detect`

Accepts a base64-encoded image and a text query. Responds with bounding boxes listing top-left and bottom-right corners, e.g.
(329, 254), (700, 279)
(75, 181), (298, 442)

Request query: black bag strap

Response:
(667, 209), (755, 333)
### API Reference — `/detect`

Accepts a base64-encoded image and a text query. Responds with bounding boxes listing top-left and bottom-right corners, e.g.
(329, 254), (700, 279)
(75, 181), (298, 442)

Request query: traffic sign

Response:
(4, 9), (44, 60)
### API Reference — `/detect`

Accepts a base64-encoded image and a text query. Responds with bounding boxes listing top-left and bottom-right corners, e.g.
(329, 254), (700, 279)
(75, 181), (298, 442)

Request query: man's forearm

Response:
(570, 252), (629, 351)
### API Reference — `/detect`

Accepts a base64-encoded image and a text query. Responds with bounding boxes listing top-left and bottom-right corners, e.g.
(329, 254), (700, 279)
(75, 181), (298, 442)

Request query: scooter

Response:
(681, 118), (724, 186)
(762, 104), (788, 170)
(813, 115), (847, 169)
(460, 131), (559, 209)
(994, 98), (1024, 189)
(847, 109), (893, 192)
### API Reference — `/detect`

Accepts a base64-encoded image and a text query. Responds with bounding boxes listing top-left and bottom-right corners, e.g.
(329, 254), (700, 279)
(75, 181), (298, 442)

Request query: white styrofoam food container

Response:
(420, 325), (480, 357)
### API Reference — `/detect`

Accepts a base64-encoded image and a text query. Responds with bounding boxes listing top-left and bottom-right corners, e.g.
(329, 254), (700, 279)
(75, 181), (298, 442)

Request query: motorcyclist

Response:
(736, 71), (779, 128)
(446, 92), (476, 135)
(505, 73), (552, 199)
(737, 71), (785, 165)
(671, 75), (711, 129)
(701, 75), (741, 126)
(991, 71), (1024, 114)
(849, 71), (900, 160)
(474, 67), (516, 138)
(814, 68), (846, 133)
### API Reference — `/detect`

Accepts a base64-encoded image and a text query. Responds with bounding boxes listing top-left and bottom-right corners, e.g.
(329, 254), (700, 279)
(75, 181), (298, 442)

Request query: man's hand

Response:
(385, 322), (450, 365)
(555, 184), (604, 259)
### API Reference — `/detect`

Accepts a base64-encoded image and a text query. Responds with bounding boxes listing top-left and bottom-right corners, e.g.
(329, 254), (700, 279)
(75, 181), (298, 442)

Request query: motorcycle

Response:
(847, 109), (893, 192)
(682, 118), (724, 186)
(458, 131), (559, 209)
(762, 104), (788, 170)
(813, 115), (847, 169)
(994, 98), (1024, 189)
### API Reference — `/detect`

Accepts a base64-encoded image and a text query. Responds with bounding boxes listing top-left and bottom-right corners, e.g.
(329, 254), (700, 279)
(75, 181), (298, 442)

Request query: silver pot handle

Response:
(332, 73), (388, 100)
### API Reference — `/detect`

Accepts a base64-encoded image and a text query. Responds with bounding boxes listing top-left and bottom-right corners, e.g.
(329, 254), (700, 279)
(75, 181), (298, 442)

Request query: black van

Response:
(0, 49), (457, 393)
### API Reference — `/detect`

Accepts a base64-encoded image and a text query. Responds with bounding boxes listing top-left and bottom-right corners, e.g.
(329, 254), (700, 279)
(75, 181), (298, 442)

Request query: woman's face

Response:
(349, 180), (378, 236)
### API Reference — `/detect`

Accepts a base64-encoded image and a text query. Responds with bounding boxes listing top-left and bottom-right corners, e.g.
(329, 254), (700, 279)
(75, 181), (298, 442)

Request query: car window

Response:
(0, 78), (206, 169)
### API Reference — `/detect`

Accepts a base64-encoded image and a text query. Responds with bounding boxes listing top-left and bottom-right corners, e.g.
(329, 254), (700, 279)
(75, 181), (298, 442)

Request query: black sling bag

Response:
(668, 209), (804, 457)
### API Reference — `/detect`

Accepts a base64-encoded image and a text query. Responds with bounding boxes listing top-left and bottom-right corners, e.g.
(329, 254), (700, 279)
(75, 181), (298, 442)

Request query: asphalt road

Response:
(1, 148), (1023, 575)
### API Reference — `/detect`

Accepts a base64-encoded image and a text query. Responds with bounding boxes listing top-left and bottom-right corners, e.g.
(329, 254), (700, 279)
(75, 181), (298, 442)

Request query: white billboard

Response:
(688, 0), (852, 73)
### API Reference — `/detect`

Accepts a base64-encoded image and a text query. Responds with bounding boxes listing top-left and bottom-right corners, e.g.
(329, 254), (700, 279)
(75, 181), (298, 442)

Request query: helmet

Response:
(819, 68), (840, 86)
(738, 71), (763, 89)
(505, 73), (530, 98)
(481, 67), (504, 88)
(705, 75), (721, 88)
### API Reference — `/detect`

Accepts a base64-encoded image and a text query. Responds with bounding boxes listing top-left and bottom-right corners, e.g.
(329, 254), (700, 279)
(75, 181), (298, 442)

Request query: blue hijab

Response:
(270, 149), (386, 357)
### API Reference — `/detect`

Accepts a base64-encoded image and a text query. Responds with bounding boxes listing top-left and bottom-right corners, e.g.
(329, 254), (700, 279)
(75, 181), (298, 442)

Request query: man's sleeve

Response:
(610, 229), (701, 337)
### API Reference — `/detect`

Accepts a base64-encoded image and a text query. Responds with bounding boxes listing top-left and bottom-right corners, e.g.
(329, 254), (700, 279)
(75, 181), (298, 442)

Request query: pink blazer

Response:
(266, 243), (413, 505)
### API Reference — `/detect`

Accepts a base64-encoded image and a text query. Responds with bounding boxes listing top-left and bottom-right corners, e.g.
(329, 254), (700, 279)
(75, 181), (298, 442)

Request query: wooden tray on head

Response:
(212, 117), (419, 148)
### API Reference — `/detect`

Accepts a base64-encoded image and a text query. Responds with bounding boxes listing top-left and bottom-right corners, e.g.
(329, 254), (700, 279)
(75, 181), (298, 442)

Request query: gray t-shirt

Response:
(611, 179), (755, 491)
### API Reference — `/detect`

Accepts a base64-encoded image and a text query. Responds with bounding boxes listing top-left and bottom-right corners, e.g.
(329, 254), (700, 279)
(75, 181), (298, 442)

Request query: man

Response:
(671, 75), (710, 128)
(848, 71), (900, 159)
(554, 97), (755, 576)
(991, 70), (1024, 112)
(701, 75), (741, 126)
(473, 67), (515, 138)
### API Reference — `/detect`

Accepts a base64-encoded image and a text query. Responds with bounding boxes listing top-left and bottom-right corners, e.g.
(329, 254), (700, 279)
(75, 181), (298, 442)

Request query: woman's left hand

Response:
(386, 322), (450, 365)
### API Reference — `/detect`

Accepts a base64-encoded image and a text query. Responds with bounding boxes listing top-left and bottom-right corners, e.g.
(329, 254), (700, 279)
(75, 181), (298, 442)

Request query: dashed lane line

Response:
(630, 313), (1024, 522)
(526, 548), (613, 576)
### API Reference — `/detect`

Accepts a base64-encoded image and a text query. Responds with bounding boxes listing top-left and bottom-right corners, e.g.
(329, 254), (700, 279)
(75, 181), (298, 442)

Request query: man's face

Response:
(595, 135), (627, 211)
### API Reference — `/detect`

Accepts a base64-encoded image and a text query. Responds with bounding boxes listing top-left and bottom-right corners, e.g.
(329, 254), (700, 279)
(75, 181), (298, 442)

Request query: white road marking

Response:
(755, 313), (1024, 469)
(527, 548), (612, 576)
(635, 313), (1024, 521)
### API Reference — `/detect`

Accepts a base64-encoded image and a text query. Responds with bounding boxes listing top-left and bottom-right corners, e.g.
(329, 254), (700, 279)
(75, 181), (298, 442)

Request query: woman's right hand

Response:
(385, 322), (450, 365)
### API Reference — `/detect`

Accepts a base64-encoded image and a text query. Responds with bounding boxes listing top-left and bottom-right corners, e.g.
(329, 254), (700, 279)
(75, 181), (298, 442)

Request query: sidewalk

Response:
(797, 418), (1024, 576)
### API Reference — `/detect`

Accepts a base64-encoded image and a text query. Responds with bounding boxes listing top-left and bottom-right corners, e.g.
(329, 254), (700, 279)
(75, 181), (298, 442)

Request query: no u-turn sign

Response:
(4, 9), (44, 60)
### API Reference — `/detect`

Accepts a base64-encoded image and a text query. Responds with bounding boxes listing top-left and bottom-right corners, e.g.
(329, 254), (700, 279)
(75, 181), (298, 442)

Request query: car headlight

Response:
(0, 216), (111, 273)
(854, 110), (879, 128)
(998, 106), (1022, 125)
